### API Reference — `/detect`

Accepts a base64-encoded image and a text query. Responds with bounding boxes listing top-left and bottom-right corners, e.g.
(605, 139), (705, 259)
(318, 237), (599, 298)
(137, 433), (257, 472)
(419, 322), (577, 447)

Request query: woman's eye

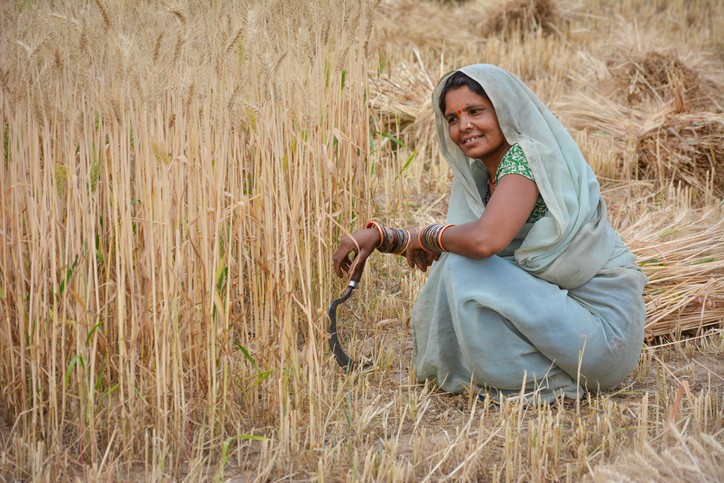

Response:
(447, 117), (457, 125)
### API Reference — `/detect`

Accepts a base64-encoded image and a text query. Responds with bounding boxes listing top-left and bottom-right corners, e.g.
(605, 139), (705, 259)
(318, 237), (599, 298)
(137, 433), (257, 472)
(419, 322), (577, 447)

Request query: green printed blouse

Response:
(494, 144), (547, 223)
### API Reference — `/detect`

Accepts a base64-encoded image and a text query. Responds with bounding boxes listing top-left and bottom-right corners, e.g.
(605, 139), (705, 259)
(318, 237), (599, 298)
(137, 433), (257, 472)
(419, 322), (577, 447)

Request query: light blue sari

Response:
(412, 65), (647, 401)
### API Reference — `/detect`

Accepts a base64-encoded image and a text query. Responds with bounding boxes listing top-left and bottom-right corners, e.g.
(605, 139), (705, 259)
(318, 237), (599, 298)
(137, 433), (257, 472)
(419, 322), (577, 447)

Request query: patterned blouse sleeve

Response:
(496, 144), (534, 183)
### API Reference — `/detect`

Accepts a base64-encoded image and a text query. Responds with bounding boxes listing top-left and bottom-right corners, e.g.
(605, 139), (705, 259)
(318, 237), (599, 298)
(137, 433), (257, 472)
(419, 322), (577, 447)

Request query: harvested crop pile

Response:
(615, 51), (724, 201)
(371, 0), (486, 50)
(621, 206), (723, 339)
(609, 50), (720, 110)
(484, 0), (560, 36)
(369, 60), (437, 157)
(559, 49), (722, 203)
(637, 111), (723, 201)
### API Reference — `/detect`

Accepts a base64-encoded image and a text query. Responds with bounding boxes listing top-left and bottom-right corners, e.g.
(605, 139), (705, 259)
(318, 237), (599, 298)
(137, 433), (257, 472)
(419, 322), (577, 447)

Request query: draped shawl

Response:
(410, 65), (647, 398)
(433, 64), (618, 289)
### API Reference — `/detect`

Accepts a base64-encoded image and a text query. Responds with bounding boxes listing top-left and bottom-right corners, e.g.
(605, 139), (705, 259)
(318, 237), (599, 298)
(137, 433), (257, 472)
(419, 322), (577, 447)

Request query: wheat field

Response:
(0, 0), (722, 481)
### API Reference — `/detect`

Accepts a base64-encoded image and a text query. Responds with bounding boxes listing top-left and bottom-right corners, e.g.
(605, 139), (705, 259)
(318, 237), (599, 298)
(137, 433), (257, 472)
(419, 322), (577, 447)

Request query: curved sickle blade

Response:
(327, 280), (372, 371)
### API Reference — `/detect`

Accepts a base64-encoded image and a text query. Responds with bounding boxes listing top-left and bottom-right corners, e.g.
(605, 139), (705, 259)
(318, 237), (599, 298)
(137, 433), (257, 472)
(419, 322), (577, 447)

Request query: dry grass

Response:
(0, 0), (722, 481)
(588, 430), (724, 482)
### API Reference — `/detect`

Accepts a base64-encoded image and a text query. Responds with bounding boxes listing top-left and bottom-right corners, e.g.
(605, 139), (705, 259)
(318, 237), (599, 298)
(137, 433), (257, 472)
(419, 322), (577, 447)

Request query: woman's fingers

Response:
(332, 237), (357, 278)
(417, 251), (433, 271)
(346, 245), (373, 282)
(349, 256), (367, 282)
(405, 248), (415, 269)
(404, 236), (438, 272)
(406, 248), (425, 271)
(333, 228), (379, 279)
(336, 252), (352, 276)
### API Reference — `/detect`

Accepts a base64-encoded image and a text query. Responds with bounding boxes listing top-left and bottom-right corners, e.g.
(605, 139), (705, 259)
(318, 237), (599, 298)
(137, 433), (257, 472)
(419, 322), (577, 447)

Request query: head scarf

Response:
(433, 64), (617, 288)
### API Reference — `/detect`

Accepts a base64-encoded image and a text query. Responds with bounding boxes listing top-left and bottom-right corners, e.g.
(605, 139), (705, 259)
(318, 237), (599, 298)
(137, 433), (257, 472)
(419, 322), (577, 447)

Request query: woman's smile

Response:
(462, 134), (482, 146)
(444, 85), (510, 166)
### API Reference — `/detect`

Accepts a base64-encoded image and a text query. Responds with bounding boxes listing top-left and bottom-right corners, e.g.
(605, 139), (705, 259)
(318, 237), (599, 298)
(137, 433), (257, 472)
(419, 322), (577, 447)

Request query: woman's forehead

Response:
(444, 87), (492, 112)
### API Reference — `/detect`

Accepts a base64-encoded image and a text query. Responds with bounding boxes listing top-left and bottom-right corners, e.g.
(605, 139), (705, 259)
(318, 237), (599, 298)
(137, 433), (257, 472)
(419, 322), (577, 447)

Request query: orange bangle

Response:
(417, 229), (433, 253)
(438, 224), (454, 252)
(365, 221), (384, 249)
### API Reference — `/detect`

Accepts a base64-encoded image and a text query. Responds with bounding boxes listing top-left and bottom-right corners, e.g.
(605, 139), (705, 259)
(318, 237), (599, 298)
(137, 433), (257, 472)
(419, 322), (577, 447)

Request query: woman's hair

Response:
(438, 71), (489, 114)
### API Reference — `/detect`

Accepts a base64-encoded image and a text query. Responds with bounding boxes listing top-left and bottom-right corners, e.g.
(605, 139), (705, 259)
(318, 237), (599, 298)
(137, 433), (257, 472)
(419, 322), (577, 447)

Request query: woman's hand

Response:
(332, 228), (381, 282)
(405, 232), (440, 272)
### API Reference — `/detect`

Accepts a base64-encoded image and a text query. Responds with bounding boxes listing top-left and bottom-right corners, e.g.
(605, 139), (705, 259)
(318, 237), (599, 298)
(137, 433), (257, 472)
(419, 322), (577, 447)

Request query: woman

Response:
(332, 64), (647, 402)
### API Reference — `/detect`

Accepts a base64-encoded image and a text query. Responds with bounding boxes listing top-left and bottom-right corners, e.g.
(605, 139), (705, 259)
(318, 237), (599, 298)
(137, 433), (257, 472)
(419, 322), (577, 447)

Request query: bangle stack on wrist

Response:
(366, 221), (410, 255)
(418, 224), (455, 253)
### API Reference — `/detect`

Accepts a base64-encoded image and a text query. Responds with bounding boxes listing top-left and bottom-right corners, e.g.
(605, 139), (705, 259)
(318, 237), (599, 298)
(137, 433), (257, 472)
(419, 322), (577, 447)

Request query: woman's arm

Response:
(334, 174), (538, 279)
(333, 226), (439, 278)
(407, 174), (539, 264)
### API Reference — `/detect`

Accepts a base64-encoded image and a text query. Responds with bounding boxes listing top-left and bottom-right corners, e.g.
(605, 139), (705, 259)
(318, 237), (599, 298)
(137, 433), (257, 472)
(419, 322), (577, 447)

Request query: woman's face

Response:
(443, 86), (510, 164)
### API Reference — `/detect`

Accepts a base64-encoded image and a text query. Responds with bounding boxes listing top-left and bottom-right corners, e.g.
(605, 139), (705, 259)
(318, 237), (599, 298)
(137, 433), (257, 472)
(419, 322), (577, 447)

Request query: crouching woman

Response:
(333, 64), (647, 402)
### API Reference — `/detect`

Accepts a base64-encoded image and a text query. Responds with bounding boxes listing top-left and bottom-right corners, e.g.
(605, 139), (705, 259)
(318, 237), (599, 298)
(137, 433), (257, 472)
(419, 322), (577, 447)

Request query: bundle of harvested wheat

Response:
(637, 110), (723, 201)
(483, 0), (560, 36)
(370, 60), (433, 129)
(369, 59), (438, 159)
(619, 205), (723, 339)
(608, 50), (720, 111)
(603, 49), (723, 200)
(557, 49), (722, 203)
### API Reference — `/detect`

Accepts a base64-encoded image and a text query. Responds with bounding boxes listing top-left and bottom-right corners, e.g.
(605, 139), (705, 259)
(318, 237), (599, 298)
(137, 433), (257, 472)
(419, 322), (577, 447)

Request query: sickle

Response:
(327, 280), (373, 371)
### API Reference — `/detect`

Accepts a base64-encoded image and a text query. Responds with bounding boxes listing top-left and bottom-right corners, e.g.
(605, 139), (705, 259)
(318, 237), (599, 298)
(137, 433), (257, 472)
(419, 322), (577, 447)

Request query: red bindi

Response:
(456, 109), (462, 115)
